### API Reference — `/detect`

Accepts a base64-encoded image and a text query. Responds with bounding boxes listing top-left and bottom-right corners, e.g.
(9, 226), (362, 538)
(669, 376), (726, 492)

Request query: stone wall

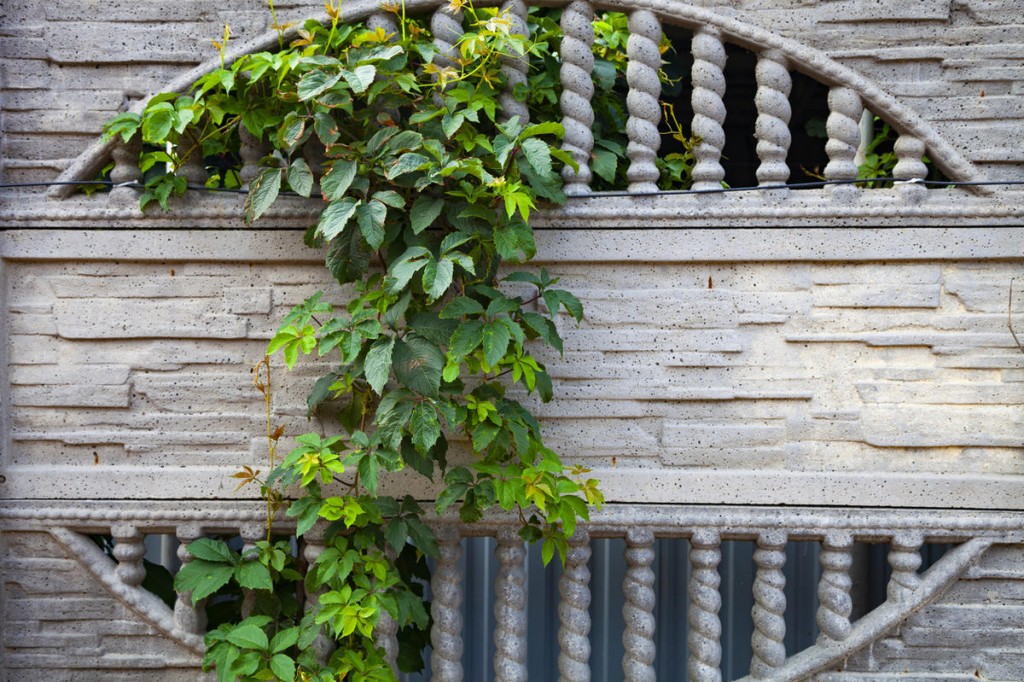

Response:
(2, 228), (1022, 507)
(1, 0), (1023, 184)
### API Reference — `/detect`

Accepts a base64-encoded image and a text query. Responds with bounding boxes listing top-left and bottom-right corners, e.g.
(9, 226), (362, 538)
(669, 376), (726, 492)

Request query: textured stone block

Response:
(53, 300), (248, 339)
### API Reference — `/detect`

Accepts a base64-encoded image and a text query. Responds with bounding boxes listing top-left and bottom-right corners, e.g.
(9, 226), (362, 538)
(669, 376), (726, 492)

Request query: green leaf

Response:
(373, 190), (405, 208)
(408, 311), (457, 346)
(409, 196), (445, 234)
(520, 121), (564, 139)
(384, 518), (408, 555)
(321, 159), (357, 201)
(326, 226), (371, 284)
(287, 157), (314, 197)
(522, 311), (563, 353)
(591, 148), (618, 184)
(386, 247), (431, 293)
(297, 68), (343, 101)
(317, 197), (361, 241)
(448, 319), (484, 358)
(365, 335), (395, 395)
(270, 627), (300, 654)
(422, 258), (454, 301)
(544, 289), (585, 322)
(520, 138), (553, 178)
(270, 653), (296, 681)
(482, 320), (512, 366)
(435, 483), (467, 514)
(340, 64), (376, 93)
(244, 167), (282, 224)
(386, 152), (429, 180)
(387, 130), (424, 152)
(234, 561), (273, 591)
(356, 200), (387, 249)
(410, 402), (441, 454)
(440, 296), (485, 319)
(141, 104), (175, 143)
(358, 452), (380, 496)
(174, 560), (234, 603)
(185, 538), (238, 564)
(393, 336), (444, 397)
(471, 422), (500, 451)
(225, 623), (269, 651)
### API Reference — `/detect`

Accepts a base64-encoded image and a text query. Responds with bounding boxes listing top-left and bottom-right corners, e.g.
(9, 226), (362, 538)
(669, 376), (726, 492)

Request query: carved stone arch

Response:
(50, 0), (987, 200)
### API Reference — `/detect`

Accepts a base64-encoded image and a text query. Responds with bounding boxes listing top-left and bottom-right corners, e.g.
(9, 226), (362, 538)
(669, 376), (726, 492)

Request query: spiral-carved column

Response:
(754, 50), (791, 190)
(691, 28), (727, 192)
(431, 526), (464, 682)
(303, 523), (333, 664)
(367, 12), (399, 39)
(376, 609), (399, 674)
(750, 532), (787, 678)
(559, 0), (595, 194)
(239, 522), (263, 618)
(432, 5), (463, 100)
(173, 523), (206, 638)
(109, 135), (142, 201)
(816, 533), (853, 643)
(177, 145), (207, 186)
(893, 133), (928, 203)
(499, 0), (529, 125)
(622, 528), (656, 682)
(238, 126), (267, 188)
(824, 86), (863, 201)
(558, 529), (592, 682)
(374, 545), (400, 674)
(625, 10), (662, 193)
(887, 533), (923, 603)
(688, 530), (722, 682)
(494, 527), (528, 682)
(110, 524), (146, 587)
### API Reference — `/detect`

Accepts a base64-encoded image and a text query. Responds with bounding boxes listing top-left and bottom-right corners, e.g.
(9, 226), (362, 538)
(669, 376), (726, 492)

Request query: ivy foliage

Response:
(100, 2), (634, 680)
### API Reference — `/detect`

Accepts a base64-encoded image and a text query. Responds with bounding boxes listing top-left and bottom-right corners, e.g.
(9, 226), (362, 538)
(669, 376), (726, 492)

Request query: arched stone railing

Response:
(4, 501), (1018, 681)
(34, 0), (1024, 228)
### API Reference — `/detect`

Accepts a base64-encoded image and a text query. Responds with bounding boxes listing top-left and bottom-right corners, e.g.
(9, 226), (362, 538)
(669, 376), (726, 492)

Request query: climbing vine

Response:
(97, 2), (669, 680)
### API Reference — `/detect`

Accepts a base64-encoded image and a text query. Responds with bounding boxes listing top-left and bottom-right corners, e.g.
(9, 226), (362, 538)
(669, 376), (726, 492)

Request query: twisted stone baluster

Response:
(893, 133), (928, 203)
(494, 527), (528, 682)
(754, 50), (791, 190)
(625, 10), (662, 193)
(688, 530), (722, 682)
(559, 0), (595, 195)
(816, 533), (853, 643)
(622, 529), (656, 682)
(558, 529), (592, 682)
(499, 0), (529, 125)
(173, 523), (207, 638)
(367, 11), (399, 39)
(303, 523), (333, 664)
(109, 135), (142, 201)
(111, 524), (146, 587)
(178, 144), (207, 186)
(887, 533), (923, 603)
(376, 609), (400, 674)
(432, 5), (463, 103)
(691, 27), (727, 192)
(431, 526), (464, 682)
(824, 86), (863, 201)
(750, 532), (787, 678)
(239, 522), (264, 619)
(238, 125), (266, 188)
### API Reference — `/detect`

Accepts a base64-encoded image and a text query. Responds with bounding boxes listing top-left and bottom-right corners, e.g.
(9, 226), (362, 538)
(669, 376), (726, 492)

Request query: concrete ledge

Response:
(3, 465), (1024, 510)
(3, 227), (1024, 262)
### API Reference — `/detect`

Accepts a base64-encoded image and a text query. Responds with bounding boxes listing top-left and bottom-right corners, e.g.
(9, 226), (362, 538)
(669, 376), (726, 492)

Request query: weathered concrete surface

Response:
(2, 228), (1022, 507)
(1, 0), (1023, 184)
